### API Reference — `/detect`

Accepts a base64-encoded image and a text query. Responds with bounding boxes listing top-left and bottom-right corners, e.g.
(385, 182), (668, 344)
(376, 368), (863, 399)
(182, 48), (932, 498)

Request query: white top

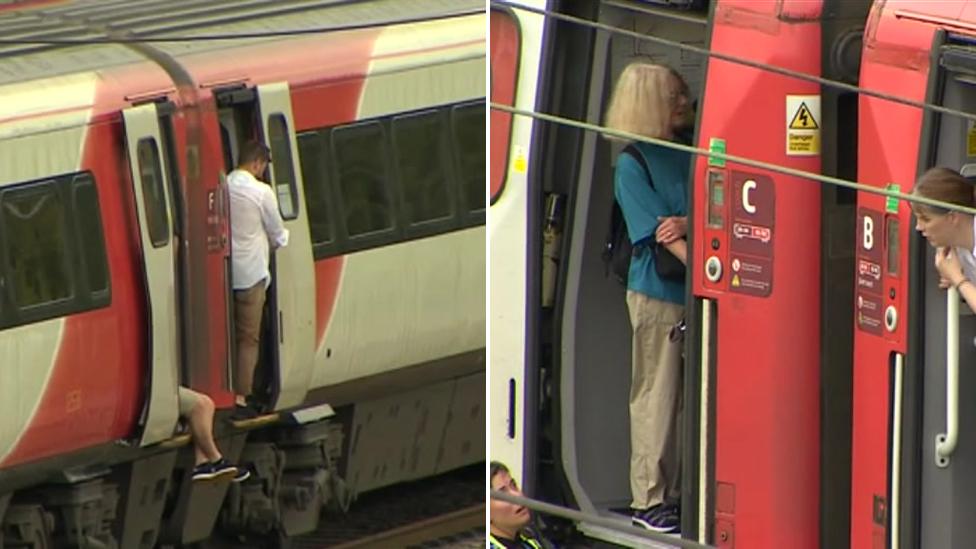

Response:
(956, 216), (976, 284)
(228, 168), (289, 290)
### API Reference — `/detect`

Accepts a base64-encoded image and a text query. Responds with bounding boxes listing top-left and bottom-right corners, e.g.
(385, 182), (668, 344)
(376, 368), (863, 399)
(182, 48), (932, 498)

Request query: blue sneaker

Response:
(632, 502), (680, 533)
(191, 459), (239, 481)
(231, 463), (251, 483)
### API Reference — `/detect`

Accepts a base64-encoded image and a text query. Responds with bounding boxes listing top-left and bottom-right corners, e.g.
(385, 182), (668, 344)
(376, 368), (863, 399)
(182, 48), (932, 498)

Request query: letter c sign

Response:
(742, 179), (757, 214)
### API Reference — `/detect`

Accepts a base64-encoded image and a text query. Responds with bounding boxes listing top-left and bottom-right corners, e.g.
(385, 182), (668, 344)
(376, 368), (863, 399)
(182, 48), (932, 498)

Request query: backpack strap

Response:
(619, 143), (660, 250)
(621, 143), (655, 192)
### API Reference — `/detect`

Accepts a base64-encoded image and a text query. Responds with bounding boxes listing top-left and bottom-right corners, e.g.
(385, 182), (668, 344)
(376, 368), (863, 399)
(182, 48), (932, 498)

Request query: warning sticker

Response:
(513, 146), (527, 173)
(789, 103), (819, 130)
(729, 254), (772, 296)
(786, 95), (821, 156)
(728, 171), (775, 297)
(968, 120), (976, 157)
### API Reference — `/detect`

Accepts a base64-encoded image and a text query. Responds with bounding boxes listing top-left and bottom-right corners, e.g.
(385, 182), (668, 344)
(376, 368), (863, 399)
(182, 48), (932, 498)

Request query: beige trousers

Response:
(626, 290), (684, 510)
(234, 280), (266, 396)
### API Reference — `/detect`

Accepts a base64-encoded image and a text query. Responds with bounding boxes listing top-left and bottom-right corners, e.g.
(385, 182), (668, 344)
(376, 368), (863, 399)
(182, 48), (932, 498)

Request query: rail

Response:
(327, 504), (484, 548)
(490, 490), (715, 548)
(935, 289), (960, 468)
(492, 0), (976, 127)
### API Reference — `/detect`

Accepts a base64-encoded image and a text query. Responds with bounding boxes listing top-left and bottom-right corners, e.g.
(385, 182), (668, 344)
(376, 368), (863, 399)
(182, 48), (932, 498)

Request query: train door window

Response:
(218, 108), (239, 172)
(298, 131), (336, 251)
(331, 121), (395, 239)
(392, 109), (454, 227)
(886, 216), (899, 277)
(268, 113), (299, 220)
(72, 174), (109, 297)
(2, 182), (71, 308)
(452, 101), (486, 215)
(136, 138), (170, 247)
(490, 8), (519, 203)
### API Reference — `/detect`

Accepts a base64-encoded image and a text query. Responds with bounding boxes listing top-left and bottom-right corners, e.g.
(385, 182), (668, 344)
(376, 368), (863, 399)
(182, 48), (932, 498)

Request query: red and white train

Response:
(493, 1), (976, 548)
(0, 0), (485, 546)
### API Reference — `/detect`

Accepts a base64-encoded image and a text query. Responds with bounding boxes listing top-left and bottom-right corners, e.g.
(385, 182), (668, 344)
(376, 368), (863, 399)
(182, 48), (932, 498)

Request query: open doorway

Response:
(551, 1), (708, 542)
(216, 87), (280, 413)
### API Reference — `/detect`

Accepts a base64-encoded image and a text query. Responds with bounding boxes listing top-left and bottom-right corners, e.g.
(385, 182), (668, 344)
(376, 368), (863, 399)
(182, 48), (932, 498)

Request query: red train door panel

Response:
(692, 1), (823, 546)
(849, 4), (935, 548)
(256, 83), (316, 410)
(123, 103), (180, 446)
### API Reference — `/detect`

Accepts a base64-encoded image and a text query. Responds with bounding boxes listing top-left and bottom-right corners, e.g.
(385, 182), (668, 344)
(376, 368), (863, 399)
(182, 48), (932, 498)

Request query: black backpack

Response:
(602, 144), (684, 285)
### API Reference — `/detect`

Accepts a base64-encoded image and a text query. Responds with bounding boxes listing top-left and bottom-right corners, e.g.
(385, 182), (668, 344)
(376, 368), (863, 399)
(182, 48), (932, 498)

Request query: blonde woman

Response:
(605, 62), (691, 533)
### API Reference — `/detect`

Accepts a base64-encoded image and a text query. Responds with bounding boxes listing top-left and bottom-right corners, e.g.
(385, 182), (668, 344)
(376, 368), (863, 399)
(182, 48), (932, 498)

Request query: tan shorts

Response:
(177, 386), (202, 417)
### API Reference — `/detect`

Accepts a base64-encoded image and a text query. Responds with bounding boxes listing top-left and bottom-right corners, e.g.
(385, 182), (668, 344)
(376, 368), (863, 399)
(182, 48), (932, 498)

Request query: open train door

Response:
(848, 5), (976, 548)
(123, 103), (180, 446)
(912, 54), (976, 545)
(255, 82), (316, 410)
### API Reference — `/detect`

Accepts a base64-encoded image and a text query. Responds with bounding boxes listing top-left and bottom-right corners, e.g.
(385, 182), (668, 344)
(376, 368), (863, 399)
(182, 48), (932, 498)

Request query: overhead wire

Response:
(0, 6), (484, 44)
(491, 0), (976, 126)
(491, 101), (976, 217)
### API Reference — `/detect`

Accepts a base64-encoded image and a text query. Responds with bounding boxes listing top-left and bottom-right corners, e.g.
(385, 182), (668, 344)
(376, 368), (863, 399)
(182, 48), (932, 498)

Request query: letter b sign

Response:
(863, 214), (874, 251)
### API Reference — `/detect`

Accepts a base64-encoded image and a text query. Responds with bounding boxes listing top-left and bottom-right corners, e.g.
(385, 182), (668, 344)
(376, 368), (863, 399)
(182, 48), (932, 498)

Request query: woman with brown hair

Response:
(913, 167), (976, 313)
(604, 62), (692, 533)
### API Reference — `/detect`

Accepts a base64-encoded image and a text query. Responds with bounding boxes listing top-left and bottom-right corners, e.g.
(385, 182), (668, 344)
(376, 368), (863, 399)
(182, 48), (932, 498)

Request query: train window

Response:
(392, 110), (454, 225)
(2, 183), (72, 308)
(268, 113), (299, 220)
(136, 138), (170, 248)
(331, 121), (395, 238)
(297, 131), (335, 246)
(72, 174), (109, 295)
(452, 102), (486, 213)
(490, 9), (520, 203)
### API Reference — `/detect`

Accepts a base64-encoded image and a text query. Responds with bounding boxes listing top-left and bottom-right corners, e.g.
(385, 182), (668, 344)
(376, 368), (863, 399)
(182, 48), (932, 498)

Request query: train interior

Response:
(554, 0), (708, 539)
(916, 41), (976, 548)
(217, 93), (280, 412)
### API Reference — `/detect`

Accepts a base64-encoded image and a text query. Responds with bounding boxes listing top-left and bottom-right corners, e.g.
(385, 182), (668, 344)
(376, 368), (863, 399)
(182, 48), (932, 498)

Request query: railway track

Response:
(292, 464), (484, 548)
(327, 504), (484, 548)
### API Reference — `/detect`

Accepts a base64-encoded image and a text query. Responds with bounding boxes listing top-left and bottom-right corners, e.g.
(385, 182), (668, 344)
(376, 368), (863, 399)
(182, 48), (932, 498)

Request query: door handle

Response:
(891, 353), (904, 549)
(936, 289), (959, 468)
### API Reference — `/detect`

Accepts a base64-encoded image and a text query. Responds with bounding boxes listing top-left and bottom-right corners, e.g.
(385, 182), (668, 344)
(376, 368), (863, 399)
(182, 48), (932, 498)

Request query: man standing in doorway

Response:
(229, 140), (288, 418)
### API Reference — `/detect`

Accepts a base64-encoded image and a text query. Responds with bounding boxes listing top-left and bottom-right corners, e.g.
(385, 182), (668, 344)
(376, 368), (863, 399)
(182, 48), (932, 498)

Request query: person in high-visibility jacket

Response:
(489, 461), (546, 549)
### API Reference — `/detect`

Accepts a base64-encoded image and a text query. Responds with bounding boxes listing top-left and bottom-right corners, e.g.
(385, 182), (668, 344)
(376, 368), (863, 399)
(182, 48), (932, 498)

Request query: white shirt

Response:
(228, 168), (289, 290)
(955, 216), (976, 284)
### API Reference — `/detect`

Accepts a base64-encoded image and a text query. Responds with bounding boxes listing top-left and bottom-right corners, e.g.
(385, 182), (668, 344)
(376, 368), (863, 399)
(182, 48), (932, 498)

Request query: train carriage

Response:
(0, 1), (485, 547)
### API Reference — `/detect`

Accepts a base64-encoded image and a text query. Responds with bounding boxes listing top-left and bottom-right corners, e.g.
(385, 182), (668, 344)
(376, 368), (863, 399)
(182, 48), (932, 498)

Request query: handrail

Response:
(698, 298), (712, 544)
(935, 288), (959, 468)
(490, 490), (715, 548)
(891, 353), (903, 548)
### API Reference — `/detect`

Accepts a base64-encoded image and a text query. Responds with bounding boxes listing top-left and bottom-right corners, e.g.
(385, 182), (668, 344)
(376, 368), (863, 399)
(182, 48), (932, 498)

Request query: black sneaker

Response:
(632, 503), (680, 533)
(233, 403), (259, 420)
(231, 463), (251, 483)
(191, 459), (237, 481)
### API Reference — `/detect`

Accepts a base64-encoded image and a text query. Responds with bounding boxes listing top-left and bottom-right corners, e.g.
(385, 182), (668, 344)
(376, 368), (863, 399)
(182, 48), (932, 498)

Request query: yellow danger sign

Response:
(732, 274), (741, 287)
(786, 95), (821, 156)
(789, 102), (819, 130)
(968, 121), (976, 157)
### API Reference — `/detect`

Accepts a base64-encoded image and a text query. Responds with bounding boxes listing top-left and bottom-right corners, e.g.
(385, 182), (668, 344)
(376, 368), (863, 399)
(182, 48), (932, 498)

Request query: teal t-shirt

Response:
(613, 141), (689, 304)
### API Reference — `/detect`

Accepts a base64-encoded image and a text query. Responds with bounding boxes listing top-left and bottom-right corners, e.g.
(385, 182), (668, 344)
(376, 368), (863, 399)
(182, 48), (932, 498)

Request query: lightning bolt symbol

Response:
(799, 109), (809, 127)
